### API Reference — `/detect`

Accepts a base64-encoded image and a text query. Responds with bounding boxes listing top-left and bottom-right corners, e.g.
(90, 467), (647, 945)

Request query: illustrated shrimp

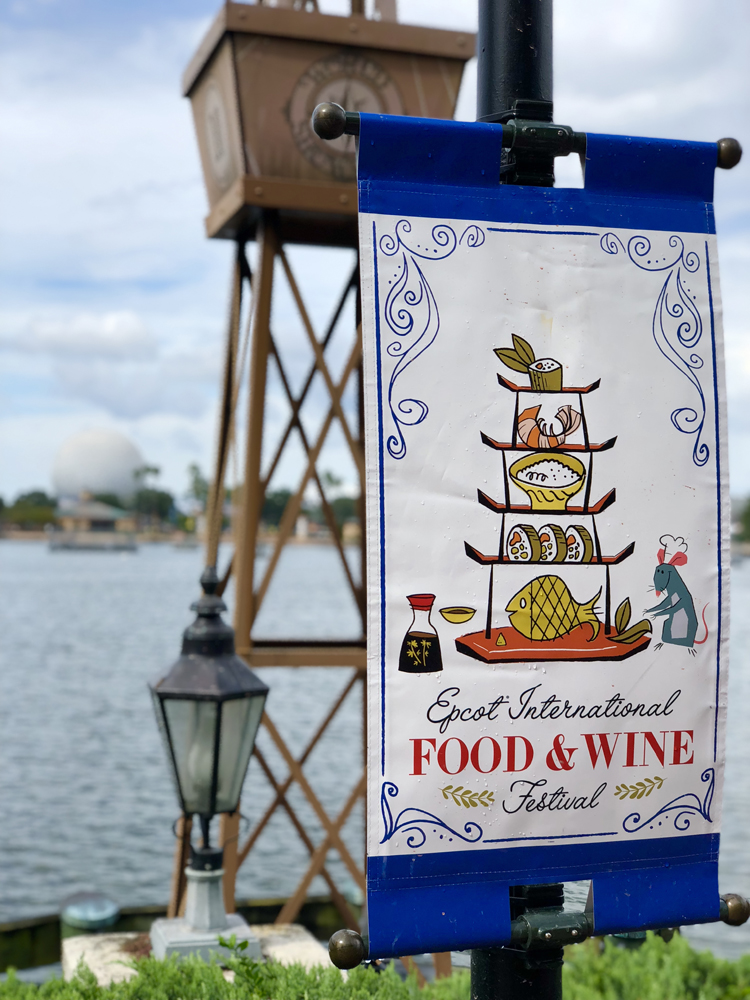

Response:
(517, 404), (582, 449)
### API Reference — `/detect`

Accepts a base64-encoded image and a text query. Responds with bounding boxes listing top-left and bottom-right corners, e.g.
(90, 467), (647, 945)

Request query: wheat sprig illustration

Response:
(440, 785), (495, 809)
(614, 776), (664, 800)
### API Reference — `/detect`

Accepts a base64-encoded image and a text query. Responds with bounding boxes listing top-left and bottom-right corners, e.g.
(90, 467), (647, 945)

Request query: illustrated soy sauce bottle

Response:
(398, 594), (443, 673)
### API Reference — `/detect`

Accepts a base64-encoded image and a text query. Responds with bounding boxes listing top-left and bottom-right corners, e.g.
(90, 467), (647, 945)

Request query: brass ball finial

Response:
(720, 893), (750, 926)
(717, 138), (742, 169)
(328, 928), (367, 969)
(312, 103), (347, 141)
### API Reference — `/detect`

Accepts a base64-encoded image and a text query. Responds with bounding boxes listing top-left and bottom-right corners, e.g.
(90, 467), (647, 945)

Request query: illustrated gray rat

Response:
(644, 535), (708, 652)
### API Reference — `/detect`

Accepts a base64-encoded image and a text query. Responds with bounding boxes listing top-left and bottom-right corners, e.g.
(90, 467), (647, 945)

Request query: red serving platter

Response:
(455, 624), (651, 663)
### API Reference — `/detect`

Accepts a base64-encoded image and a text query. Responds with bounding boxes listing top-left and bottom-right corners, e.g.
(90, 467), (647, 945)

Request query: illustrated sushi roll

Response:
(538, 523), (567, 562)
(505, 524), (542, 562)
(528, 358), (563, 391)
(565, 525), (595, 563)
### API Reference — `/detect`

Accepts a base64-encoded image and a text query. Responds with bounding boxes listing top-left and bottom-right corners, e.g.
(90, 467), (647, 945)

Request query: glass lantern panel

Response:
(162, 698), (218, 815)
(215, 694), (265, 814)
(152, 689), (181, 804)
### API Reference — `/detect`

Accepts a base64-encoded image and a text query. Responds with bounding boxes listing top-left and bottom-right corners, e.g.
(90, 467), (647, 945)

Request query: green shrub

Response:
(564, 932), (750, 1000)
(0, 955), (469, 1000)
(3, 932), (750, 1000)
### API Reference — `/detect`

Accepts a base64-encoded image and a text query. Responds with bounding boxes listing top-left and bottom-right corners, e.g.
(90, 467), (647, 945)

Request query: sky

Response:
(0, 0), (748, 503)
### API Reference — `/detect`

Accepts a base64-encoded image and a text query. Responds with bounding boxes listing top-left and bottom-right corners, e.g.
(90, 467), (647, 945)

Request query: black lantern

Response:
(151, 567), (269, 848)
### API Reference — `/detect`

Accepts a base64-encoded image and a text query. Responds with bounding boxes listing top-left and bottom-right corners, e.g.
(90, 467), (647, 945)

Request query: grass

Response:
(2, 932), (750, 1000)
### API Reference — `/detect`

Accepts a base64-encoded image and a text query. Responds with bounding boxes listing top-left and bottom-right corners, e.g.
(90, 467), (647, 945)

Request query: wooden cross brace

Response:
(220, 671), (366, 929)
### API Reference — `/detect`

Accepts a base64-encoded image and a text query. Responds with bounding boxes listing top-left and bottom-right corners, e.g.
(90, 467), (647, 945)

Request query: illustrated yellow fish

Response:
(505, 576), (601, 641)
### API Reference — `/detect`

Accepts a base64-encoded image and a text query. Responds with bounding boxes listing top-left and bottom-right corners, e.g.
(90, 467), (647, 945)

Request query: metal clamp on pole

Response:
(509, 909), (593, 951)
(500, 119), (586, 159)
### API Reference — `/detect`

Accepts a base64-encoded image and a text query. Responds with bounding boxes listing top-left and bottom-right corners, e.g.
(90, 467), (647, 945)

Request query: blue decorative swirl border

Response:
(378, 221), (485, 459)
(601, 233), (709, 467)
(380, 781), (484, 849)
(623, 767), (714, 833)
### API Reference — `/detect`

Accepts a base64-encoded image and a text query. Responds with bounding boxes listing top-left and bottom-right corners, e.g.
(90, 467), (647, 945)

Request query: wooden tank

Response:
(183, 3), (475, 245)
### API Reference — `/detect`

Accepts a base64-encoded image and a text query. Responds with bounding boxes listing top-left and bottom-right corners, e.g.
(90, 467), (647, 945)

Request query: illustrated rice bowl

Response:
(509, 453), (586, 511)
(515, 459), (579, 487)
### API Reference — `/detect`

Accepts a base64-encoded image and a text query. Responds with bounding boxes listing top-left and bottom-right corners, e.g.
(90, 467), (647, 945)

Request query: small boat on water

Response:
(47, 498), (137, 552)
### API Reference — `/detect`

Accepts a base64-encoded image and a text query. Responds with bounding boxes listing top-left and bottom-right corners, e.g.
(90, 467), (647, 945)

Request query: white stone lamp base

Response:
(150, 866), (262, 963)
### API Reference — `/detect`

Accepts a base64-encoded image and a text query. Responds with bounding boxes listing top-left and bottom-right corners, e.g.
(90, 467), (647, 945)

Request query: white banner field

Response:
(357, 115), (729, 957)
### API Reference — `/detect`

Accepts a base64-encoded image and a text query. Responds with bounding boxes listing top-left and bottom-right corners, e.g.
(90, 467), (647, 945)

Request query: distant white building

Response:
(53, 429), (144, 499)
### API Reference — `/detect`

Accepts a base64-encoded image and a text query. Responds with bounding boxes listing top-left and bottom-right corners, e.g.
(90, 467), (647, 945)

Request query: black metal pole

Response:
(471, 884), (565, 1000)
(477, 0), (555, 186)
(471, 944), (562, 1000)
(473, 0), (562, 996)
(477, 0), (552, 122)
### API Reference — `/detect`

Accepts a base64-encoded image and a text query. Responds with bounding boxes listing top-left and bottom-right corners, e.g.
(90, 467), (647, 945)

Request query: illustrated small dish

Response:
(509, 453), (586, 511)
(439, 607), (476, 624)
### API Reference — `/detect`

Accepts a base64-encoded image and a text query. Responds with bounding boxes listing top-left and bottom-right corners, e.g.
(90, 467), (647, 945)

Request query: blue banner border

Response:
(358, 115), (717, 236)
(366, 834), (719, 956)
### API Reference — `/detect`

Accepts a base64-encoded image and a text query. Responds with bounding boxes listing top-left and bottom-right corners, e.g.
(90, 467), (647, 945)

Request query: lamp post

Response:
(149, 566), (269, 961)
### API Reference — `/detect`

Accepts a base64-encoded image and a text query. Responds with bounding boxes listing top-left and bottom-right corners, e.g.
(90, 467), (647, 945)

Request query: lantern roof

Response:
(152, 567), (269, 702)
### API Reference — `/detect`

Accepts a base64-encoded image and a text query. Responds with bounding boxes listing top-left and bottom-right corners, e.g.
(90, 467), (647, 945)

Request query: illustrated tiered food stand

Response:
(456, 337), (652, 663)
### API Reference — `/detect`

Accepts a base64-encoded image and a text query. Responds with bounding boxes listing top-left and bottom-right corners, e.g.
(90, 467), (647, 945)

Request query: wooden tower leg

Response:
(167, 813), (193, 919)
(219, 811), (241, 913)
(206, 242), (244, 569)
(221, 213), (277, 911)
(234, 212), (277, 655)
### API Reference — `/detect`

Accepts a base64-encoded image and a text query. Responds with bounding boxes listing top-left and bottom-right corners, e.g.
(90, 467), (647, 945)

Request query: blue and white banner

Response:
(358, 115), (729, 957)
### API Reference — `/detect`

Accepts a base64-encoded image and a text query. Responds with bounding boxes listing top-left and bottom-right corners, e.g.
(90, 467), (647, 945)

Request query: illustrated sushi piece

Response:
(505, 524), (542, 562)
(565, 525), (595, 563)
(493, 335), (564, 391)
(528, 358), (563, 392)
(538, 523), (567, 562)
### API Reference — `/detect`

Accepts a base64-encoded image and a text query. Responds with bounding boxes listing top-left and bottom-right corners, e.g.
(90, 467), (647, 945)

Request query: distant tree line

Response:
(0, 463), (211, 532)
(0, 491), (56, 529)
(261, 472), (359, 538)
(738, 500), (750, 541)
(0, 464), (360, 536)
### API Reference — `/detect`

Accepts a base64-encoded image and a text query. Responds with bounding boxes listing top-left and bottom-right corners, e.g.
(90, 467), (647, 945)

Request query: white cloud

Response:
(2, 311), (157, 359)
(52, 356), (214, 420)
(0, 308), (220, 420)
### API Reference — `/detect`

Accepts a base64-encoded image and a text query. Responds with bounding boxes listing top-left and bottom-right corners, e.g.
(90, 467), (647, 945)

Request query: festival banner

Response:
(358, 115), (729, 957)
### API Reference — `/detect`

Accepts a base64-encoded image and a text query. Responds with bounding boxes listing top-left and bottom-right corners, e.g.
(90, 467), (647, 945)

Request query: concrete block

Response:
(253, 923), (333, 970)
(62, 922), (333, 986)
(62, 933), (141, 986)
(150, 912), (262, 963)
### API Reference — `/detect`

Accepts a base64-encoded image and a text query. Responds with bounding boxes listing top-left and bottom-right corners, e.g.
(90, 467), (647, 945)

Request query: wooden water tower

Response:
(183, 2), (472, 242)
(172, 0), (474, 950)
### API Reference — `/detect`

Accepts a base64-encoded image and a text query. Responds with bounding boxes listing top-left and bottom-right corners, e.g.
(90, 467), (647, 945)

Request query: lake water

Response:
(1, 540), (750, 959)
